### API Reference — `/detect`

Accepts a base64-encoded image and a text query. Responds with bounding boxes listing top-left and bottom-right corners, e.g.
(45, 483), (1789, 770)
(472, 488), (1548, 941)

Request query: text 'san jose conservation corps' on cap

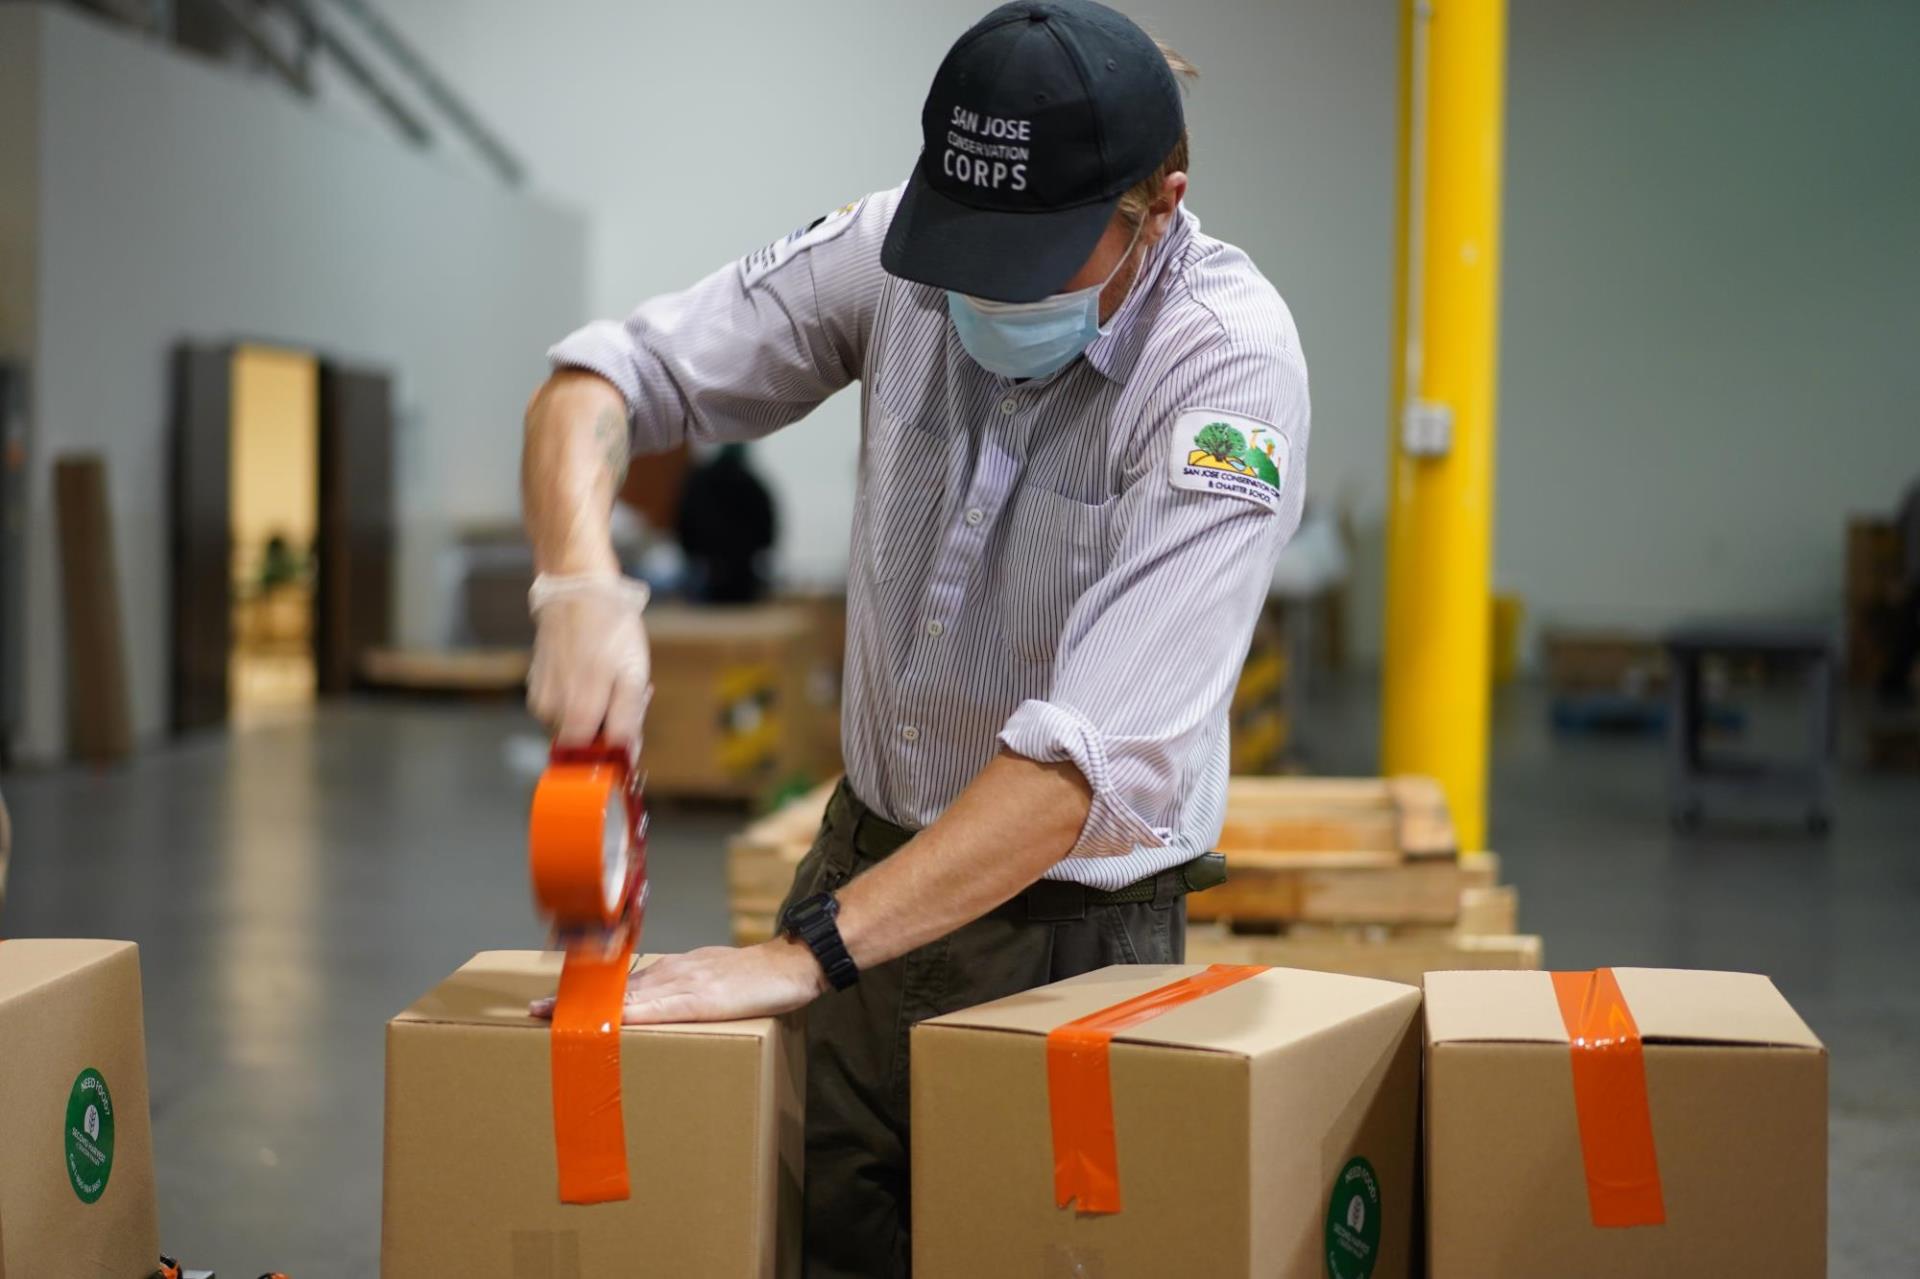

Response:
(882, 0), (1185, 303)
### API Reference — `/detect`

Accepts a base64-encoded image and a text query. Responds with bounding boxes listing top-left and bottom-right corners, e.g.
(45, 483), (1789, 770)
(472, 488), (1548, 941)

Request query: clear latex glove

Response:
(526, 573), (653, 749)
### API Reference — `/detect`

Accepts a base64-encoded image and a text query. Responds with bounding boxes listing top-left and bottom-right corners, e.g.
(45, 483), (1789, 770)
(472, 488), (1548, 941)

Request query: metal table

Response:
(1666, 623), (1837, 833)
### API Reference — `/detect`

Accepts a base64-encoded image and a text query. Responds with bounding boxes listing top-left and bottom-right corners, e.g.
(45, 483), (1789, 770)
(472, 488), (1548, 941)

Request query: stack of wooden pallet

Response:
(728, 780), (838, 945)
(727, 776), (1541, 985)
(1185, 776), (1540, 982)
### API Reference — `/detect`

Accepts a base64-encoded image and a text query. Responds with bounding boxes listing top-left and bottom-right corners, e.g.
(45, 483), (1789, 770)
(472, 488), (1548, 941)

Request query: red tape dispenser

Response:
(529, 739), (648, 1204)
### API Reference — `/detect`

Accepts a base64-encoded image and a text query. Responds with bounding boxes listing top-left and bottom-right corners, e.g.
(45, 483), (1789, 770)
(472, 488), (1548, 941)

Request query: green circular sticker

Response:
(64, 1067), (116, 1204)
(1324, 1155), (1381, 1279)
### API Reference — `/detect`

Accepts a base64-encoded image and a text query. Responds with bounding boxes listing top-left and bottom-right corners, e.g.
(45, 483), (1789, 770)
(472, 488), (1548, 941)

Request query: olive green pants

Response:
(782, 782), (1187, 1279)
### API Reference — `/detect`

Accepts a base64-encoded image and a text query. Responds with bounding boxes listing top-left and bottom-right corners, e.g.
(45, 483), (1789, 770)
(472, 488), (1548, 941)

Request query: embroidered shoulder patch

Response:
(741, 197), (865, 288)
(1168, 409), (1288, 512)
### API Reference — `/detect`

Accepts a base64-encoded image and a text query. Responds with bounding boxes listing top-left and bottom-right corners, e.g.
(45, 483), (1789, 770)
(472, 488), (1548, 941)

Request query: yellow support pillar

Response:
(1382, 0), (1507, 851)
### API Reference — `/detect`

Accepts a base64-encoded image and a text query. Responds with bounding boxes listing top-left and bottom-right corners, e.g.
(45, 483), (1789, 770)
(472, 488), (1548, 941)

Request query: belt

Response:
(824, 779), (1226, 921)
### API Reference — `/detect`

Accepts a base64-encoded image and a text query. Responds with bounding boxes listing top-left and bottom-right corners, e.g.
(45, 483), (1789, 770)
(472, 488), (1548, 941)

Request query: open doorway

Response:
(229, 345), (319, 724)
(171, 342), (394, 735)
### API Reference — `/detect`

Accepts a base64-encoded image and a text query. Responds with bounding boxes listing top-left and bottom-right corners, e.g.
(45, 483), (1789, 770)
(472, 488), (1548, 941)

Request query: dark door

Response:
(170, 344), (234, 733)
(315, 363), (394, 694)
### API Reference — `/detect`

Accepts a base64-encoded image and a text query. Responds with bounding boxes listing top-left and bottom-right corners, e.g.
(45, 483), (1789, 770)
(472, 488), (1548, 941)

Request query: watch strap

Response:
(783, 893), (858, 991)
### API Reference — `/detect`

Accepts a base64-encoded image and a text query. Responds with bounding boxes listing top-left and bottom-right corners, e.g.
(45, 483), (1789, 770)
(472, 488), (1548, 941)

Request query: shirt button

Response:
(1000, 398), (1017, 415)
(901, 725), (920, 743)
(965, 507), (985, 526)
(925, 620), (945, 638)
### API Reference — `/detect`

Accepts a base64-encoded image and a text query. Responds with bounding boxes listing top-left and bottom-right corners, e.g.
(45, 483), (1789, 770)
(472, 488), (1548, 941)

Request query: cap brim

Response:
(881, 163), (1121, 304)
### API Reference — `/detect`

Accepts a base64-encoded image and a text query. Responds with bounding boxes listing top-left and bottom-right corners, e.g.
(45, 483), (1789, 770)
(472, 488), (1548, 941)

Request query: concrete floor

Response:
(2, 681), (1915, 1276)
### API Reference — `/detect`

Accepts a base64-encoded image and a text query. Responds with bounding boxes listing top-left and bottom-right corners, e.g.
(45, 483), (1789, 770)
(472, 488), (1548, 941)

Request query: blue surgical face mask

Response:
(946, 221), (1144, 380)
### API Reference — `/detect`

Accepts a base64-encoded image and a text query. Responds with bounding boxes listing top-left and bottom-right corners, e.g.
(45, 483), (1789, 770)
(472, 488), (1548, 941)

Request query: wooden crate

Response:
(647, 605), (840, 802)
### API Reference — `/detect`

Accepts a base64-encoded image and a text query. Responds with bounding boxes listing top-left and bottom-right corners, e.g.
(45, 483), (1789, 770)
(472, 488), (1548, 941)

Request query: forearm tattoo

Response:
(594, 404), (631, 488)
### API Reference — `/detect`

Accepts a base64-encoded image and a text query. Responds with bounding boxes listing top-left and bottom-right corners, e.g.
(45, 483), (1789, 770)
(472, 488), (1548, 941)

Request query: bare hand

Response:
(529, 939), (828, 1024)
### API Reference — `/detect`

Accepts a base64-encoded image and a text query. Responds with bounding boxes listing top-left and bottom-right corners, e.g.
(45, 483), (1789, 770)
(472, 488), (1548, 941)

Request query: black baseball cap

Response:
(881, 0), (1185, 304)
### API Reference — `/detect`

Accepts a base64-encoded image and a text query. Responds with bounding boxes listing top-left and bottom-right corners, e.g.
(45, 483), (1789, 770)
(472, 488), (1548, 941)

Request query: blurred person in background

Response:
(676, 443), (777, 603)
(519, 2), (1309, 1271)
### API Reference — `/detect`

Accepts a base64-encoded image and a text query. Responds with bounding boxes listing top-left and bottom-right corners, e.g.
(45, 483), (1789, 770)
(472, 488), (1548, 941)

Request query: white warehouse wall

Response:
(15, 5), (588, 761)
(367, 0), (1400, 599)
(1500, 0), (1920, 637)
(372, 0), (1920, 657)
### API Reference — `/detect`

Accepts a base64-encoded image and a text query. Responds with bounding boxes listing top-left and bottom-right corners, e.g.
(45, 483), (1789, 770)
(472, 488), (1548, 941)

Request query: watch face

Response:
(786, 893), (831, 928)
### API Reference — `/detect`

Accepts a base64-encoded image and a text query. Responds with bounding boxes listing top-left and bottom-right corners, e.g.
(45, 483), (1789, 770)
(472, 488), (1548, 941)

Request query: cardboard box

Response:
(1424, 967), (1827, 1277)
(913, 964), (1422, 1278)
(0, 939), (160, 1279)
(646, 604), (839, 801)
(381, 951), (803, 1278)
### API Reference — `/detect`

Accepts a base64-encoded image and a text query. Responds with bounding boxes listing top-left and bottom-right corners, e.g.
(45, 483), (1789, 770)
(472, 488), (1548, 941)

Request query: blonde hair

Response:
(1116, 39), (1197, 229)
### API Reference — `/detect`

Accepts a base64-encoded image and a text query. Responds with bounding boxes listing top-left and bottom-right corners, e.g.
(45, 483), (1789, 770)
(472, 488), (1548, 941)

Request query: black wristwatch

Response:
(781, 892), (859, 991)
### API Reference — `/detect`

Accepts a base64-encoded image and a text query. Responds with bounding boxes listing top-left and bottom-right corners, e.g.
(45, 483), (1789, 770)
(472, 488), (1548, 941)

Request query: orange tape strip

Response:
(551, 940), (634, 1204)
(532, 746), (645, 1205)
(1045, 964), (1268, 1214)
(1551, 968), (1666, 1228)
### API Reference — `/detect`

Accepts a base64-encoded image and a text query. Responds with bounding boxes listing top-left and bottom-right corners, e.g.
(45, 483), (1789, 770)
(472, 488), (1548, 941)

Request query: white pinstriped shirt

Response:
(551, 186), (1309, 889)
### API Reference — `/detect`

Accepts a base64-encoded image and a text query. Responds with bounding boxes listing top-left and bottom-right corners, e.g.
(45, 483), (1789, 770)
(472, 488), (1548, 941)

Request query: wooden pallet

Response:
(727, 780), (836, 942)
(1194, 774), (1474, 928)
(359, 647), (530, 694)
(1193, 768), (1536, 978)
(724, 775), (1531, 964)
(1185, 926), (1541, 983)
(1186, 854), (1498, 927)
(1187, 879), (1541, 983)
(1218, 775), (1454, 862)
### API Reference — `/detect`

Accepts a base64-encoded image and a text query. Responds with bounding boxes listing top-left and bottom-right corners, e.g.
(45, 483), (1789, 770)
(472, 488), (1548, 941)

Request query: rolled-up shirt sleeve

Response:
(999, 336), (1310, 861)
(548, 187), (897, 454)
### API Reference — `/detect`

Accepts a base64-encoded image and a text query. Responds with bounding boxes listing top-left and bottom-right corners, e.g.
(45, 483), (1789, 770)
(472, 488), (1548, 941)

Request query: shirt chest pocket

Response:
(993, 486), (1115, 665)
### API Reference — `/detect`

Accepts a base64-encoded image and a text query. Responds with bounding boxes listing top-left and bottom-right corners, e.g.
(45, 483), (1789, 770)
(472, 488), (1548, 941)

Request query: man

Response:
(522, 2), (1308, 1272)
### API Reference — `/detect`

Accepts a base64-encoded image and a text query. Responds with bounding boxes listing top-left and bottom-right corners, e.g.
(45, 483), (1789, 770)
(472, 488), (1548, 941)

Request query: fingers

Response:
(525, 649), (558, 725)
(533, 989), (701, 1023)
(528, 600), (648, 746)
(529, 964), (664, 1020)
(555, 667), (615, 746)
(531, 948), (787, 1027)
(602, 674), (651, 754)
(625, 951), (712, 991)
(622, 989), (707, 1025)
(619, 955), (714, 1022)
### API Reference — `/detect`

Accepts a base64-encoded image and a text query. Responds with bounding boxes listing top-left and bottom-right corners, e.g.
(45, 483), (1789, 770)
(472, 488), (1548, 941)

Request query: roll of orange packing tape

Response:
(530, 743), (645, 936)
(529, 740), (648, 1205)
